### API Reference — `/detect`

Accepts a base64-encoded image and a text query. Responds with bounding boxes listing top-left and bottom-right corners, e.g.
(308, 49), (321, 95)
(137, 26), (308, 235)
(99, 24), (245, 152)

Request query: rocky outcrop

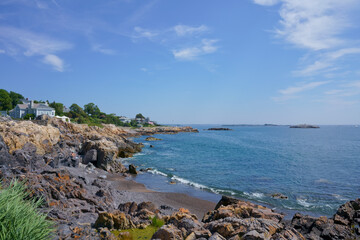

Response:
(207, 128), (232, 131)
(145, 136), (162, 141)
(290, 124), (320, 128)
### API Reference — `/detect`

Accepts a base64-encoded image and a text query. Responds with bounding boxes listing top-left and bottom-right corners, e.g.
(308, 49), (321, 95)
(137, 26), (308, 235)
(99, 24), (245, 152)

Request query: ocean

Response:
(123, 125), (360, 217)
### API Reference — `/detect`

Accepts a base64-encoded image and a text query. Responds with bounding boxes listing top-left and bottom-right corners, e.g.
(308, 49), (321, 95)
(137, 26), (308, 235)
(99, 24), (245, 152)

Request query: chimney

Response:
(30, 100), (34, 108)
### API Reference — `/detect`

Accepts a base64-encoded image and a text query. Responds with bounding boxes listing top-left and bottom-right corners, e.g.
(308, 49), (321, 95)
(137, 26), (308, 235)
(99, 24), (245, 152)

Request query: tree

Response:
(84, 103), (101, 117)
(69, 104), (84, 114)
(49, 101), (64, 116)
(9, 91), (24, 107)
(0, 89), (12, 111)
(136, 113), (145, 119)
(69, 103), (86, 118)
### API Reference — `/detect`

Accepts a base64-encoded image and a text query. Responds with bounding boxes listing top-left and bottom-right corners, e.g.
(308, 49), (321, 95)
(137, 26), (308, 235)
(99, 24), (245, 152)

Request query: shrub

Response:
(0, 180), (54, 240)
(23, 113), (35, 120)
(151, 216), (164, 228)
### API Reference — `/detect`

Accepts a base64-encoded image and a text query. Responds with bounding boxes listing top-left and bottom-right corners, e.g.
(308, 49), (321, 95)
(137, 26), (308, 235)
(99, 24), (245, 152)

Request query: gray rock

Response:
(209, 232), (226, 240)
(129, 164), (137, 174)
(83, 149), (97, 164)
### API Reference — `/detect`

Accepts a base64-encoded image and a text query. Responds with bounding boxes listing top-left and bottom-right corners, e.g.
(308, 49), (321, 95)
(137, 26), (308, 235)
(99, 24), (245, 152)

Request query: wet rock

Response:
(271, 193), (288, 199)
(129, 164), (137, 174)
(145, 137), (162, 141)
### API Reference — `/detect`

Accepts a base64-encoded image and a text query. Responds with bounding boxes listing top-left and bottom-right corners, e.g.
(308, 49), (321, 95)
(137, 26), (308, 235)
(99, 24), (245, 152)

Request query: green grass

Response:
(112, 217), (164, 240)
(0, 180), (54, 240)
(112, 226), (158, 240)
(151, 216), (164, 228)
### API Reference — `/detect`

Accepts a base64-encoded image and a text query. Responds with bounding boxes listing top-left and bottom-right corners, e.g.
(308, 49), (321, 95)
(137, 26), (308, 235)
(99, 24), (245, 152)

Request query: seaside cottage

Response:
(9, 100), (55, 119)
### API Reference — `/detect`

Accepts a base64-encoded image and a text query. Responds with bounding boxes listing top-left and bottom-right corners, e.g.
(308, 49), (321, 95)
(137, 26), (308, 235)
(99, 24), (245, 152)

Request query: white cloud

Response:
(140, 67), (148, 72)
(295, 48), (360, 76)
(273, 0), (358, 50)
(279, 81), (330, 95)
(133, 27), (158, 39)
(173, 24), (209, 36)
(92, 44), (116, 55)
(0, 49), (5, 54)
(172, 39), (218, 61)
(253, 0), (279, 6)
(42, 54), (64, 72)
(0, 26), (71, 71)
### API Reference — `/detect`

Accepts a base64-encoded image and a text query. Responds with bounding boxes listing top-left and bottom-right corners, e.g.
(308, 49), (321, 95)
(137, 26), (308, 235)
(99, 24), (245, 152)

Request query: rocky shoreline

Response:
(0, 116), (359, 239)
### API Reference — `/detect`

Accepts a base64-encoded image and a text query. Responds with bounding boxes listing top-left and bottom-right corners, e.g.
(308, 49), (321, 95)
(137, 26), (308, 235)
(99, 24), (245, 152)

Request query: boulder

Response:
(151, 224), (183, 240)
(209, 232), (226, 240)
(94, 211), (133, 230)
(129, 164), (137, 174)
(83, 149), (97, 164)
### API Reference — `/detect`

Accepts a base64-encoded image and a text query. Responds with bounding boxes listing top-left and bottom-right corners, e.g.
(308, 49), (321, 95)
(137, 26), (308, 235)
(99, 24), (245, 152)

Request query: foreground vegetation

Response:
(0, 180), (54, 240)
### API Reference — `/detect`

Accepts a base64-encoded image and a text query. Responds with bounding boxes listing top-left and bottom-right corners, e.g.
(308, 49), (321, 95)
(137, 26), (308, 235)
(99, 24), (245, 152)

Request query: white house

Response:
(9, 100), (55, 119)
(55, 115), (71, 123)
(119, 116), (131, 123)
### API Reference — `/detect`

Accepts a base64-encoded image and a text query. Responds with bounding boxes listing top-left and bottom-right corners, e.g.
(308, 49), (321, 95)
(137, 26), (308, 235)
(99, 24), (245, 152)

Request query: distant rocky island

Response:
(207, 128), (232, 131)
(290, 124), (320, 128)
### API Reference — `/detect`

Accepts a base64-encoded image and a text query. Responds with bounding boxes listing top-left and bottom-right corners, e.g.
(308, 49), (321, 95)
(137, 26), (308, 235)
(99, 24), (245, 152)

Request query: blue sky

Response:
(1, 0), (360, 124)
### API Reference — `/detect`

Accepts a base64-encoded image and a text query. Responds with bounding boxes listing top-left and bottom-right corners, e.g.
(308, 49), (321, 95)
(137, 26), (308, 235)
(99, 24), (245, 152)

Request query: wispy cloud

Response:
(279, 81), (330, 95)
(269, 0), (359, 50)
(295, 48), (360, 76)
(92, 44), (116, 55)
(133, 26), (158, 40)
(172, 39), (218, 61)
(273, 81), (331, 101)
(325, 80), (360, 97)
(253, 0), (280, 6)
(173, 24), (209, 36)
(0, 26), (72, 71)
(42, 54), (64, 72)
(0, 49), (5, 54)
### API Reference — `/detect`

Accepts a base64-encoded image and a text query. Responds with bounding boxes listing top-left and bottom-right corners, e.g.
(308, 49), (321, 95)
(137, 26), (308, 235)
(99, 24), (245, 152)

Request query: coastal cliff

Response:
(0, 117), (359, 239)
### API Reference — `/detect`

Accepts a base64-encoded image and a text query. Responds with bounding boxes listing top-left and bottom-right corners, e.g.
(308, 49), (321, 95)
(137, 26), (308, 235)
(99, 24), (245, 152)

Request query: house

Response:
(55, 115), (71, 123)
(0, 111), (8, 117)
(118, 116), (131, 123)
(9, 100), (55, 119)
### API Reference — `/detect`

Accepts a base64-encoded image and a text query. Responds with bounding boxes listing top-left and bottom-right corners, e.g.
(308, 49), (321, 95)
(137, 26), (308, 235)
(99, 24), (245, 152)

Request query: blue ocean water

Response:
(125, 125), (360, 217)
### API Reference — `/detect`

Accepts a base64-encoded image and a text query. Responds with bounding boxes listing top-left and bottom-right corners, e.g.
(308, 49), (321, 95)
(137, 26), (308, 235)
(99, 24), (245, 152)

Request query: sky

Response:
(1, 0), (360, 124)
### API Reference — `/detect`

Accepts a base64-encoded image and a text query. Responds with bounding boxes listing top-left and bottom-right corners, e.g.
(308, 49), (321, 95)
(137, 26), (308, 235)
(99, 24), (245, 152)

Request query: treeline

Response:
(0, 89), (156, 127)
(0, 89), (24, 111)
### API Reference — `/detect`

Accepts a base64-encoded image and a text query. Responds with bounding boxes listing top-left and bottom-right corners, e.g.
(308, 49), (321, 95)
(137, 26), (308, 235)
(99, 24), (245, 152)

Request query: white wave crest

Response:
(244, 192), (265, 199)
(297, 199), (312, 208)
(148, 169), (168, 177)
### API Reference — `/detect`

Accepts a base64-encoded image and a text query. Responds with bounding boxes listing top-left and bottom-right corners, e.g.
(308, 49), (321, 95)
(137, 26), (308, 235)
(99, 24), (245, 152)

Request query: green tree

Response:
(136, 113), (145, 119)
(0, 89), (12, 111)
(49, 101), (64, 116)
(68, 103), (86, 119)
(69, 104), (84, 114)
(9, 91), (24, 107)
(84, 103), (101, 117)
(23, 113), (35, 120)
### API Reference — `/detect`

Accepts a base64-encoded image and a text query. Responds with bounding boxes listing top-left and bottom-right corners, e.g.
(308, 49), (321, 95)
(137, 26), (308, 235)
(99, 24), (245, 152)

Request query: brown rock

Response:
(94, 211), (132, 230)
(151, 224), (183, 240)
